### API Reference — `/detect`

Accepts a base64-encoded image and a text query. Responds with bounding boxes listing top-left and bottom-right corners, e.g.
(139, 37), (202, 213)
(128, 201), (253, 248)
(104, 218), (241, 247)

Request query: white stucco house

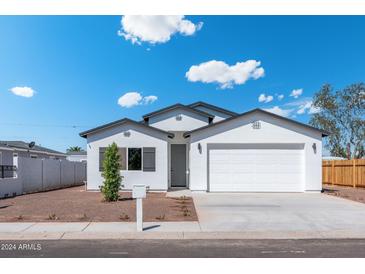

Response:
(80, 101), (328, 193)
(66, 151), (87, 162)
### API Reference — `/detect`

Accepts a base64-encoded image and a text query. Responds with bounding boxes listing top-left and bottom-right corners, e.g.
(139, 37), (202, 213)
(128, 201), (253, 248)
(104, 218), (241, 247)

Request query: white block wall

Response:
(0, 157), (87, 198)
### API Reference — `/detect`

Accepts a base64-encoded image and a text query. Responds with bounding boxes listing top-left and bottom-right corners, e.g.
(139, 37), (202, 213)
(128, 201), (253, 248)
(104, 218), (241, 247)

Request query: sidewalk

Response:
(2, 222), (365, 240)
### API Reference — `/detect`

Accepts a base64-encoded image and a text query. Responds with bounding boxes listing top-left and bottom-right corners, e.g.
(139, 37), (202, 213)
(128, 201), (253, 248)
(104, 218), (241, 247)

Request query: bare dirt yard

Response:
(323, 184), (365, 204)
(0, 186), (197, 222)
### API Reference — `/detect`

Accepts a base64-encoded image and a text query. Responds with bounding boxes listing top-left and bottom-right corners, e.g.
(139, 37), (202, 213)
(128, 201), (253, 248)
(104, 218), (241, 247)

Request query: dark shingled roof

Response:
(0, 141), (66, 155)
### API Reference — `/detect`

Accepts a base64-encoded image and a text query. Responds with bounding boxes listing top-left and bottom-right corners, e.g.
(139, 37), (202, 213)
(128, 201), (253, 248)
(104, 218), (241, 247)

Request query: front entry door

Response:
(171, 144), (187, 187)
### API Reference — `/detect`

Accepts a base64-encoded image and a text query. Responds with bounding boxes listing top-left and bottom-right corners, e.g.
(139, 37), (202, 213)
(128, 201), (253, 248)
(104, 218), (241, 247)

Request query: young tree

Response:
(309, 83), (365, 159)
(100, 142), (122, 201)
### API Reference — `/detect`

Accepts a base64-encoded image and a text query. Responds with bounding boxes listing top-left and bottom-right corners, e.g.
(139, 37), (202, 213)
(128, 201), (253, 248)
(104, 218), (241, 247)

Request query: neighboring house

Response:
(80, 101), (328, 193)
(66, 151), (87, 162)
(0, 141), (66, 177)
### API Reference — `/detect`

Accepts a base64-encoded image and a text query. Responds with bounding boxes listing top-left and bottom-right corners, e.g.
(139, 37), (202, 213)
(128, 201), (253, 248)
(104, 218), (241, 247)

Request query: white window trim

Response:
(99, 147), (153, 173)
(119, 148), (127, 171)
(12, 153), (19, 178)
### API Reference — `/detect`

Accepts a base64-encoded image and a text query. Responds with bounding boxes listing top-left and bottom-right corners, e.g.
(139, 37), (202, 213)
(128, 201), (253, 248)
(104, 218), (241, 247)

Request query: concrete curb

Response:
(2, 230), (365, 240)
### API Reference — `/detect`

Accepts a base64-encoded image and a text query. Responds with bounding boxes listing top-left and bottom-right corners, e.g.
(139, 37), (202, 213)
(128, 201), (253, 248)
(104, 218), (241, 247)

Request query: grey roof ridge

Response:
(187, 101), (239, 116)
(0, 141), (65, 156)
(79, 117), (174, 138)
(142, 103), (215, 120)
(183, 108), (330, 138)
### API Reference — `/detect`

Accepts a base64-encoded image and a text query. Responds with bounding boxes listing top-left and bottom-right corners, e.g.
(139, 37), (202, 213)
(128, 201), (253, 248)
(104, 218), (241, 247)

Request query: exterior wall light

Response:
(312, 143), (317, 154)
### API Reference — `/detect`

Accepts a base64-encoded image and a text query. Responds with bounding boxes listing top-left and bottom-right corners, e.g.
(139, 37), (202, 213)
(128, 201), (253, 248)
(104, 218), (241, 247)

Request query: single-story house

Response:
(80, 101), (328, 193)
(66, 151), (87, 162)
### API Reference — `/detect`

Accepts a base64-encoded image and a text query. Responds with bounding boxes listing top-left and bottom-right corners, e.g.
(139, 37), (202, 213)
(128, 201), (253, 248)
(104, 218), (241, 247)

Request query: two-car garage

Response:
(207, 144), (305, 192)
(186, 109), (325, 193)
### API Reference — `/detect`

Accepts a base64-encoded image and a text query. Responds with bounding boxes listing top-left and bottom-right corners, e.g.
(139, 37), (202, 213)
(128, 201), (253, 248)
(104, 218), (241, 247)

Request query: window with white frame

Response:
(99, 147), (155, 172)
(13, 153), (18, 168)
(128, 148), (142, 170)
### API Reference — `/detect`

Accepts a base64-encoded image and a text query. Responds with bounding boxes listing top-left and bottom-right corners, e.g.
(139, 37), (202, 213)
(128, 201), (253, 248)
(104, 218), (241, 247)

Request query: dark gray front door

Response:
(171, 144), (186, 187)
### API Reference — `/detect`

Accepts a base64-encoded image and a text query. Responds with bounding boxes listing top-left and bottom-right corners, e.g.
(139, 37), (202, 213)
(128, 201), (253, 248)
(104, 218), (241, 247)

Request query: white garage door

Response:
(208, 144), (304, 192)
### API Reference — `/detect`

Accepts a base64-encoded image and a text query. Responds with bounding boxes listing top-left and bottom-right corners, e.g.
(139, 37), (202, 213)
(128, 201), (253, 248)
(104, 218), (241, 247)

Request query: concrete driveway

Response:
(192, 193), (365, 236)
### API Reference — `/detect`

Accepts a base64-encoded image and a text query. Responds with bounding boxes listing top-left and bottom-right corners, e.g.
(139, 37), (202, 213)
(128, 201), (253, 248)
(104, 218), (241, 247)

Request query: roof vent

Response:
(252, 121), (261, 129)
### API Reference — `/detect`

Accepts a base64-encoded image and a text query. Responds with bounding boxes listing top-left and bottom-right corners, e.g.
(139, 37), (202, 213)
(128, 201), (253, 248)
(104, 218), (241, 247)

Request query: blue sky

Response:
(0, 16), (364, 152)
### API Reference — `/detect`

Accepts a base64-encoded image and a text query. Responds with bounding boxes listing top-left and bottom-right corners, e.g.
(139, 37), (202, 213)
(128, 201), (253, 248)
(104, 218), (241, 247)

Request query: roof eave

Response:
(188, 101), (239, 117)
(183, 108), (329, 138)
(79, 119), (174, 139)
(142, 104), (215, 120)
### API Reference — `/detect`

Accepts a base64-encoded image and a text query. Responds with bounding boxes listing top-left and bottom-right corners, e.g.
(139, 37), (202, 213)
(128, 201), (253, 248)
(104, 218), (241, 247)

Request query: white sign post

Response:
(132, 184), (147, 232)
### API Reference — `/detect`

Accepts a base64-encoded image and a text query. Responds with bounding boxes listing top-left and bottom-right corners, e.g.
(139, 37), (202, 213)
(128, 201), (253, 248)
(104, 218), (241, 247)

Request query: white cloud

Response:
(118, 92), (158, 108)
(118, 15), (203, 45)
(9, 86), (35, 98)
(258, 93), (273, 103)
(263, 106), (294, 117)
(186, 60), (265, 89)
(277, 94), (284, 100)
(297, 100), (320, 115)
(284, 97), (321, 115)
(143, 95), (158, 105)
(118, 92), (142, 108)
(290, 88), (303, 98)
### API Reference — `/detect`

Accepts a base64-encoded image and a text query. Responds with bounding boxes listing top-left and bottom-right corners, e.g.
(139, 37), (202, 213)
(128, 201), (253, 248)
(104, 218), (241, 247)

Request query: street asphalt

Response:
(1, 239), (365, 258)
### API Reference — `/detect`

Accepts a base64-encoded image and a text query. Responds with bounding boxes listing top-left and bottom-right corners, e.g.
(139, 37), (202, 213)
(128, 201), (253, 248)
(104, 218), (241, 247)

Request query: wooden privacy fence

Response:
(322, 159), (365, 187)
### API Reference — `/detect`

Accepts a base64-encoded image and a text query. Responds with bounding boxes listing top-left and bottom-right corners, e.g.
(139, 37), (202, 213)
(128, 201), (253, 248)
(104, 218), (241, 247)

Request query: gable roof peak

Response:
(142, 103), (214, 121)
(183, 107), (329, 137)
(79, 118), (174, 138)
(188, 101), (239, 117)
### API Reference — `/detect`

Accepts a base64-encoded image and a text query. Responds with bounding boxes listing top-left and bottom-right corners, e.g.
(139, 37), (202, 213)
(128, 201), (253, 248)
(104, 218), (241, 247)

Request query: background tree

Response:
(309, 83), (365, 159)
(67, 146), (84, 152)
(100, 142), (123, 202)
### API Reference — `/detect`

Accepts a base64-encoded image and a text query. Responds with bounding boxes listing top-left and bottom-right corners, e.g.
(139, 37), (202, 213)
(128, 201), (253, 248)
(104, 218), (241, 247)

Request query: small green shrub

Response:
(48, 213), (58, 220)
(79, 213), (88, 220)
(156, 214), (165, 221)
(119, 213), (130, 221)
(100, 142), (123, 202)
(183, 209), (191, 217)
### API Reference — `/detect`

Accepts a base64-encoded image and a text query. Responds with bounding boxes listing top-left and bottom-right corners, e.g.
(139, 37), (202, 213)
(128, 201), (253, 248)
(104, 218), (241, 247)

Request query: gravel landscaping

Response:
(323, 184), (365, 204)
(0, 185), (197, 222)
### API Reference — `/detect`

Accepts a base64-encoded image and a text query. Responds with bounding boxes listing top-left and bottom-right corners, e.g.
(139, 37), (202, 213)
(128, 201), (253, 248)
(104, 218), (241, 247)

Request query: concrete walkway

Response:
(192, 192), (365, 233)
(2, 220), (365, 240)
(2, 193), (365, 240)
